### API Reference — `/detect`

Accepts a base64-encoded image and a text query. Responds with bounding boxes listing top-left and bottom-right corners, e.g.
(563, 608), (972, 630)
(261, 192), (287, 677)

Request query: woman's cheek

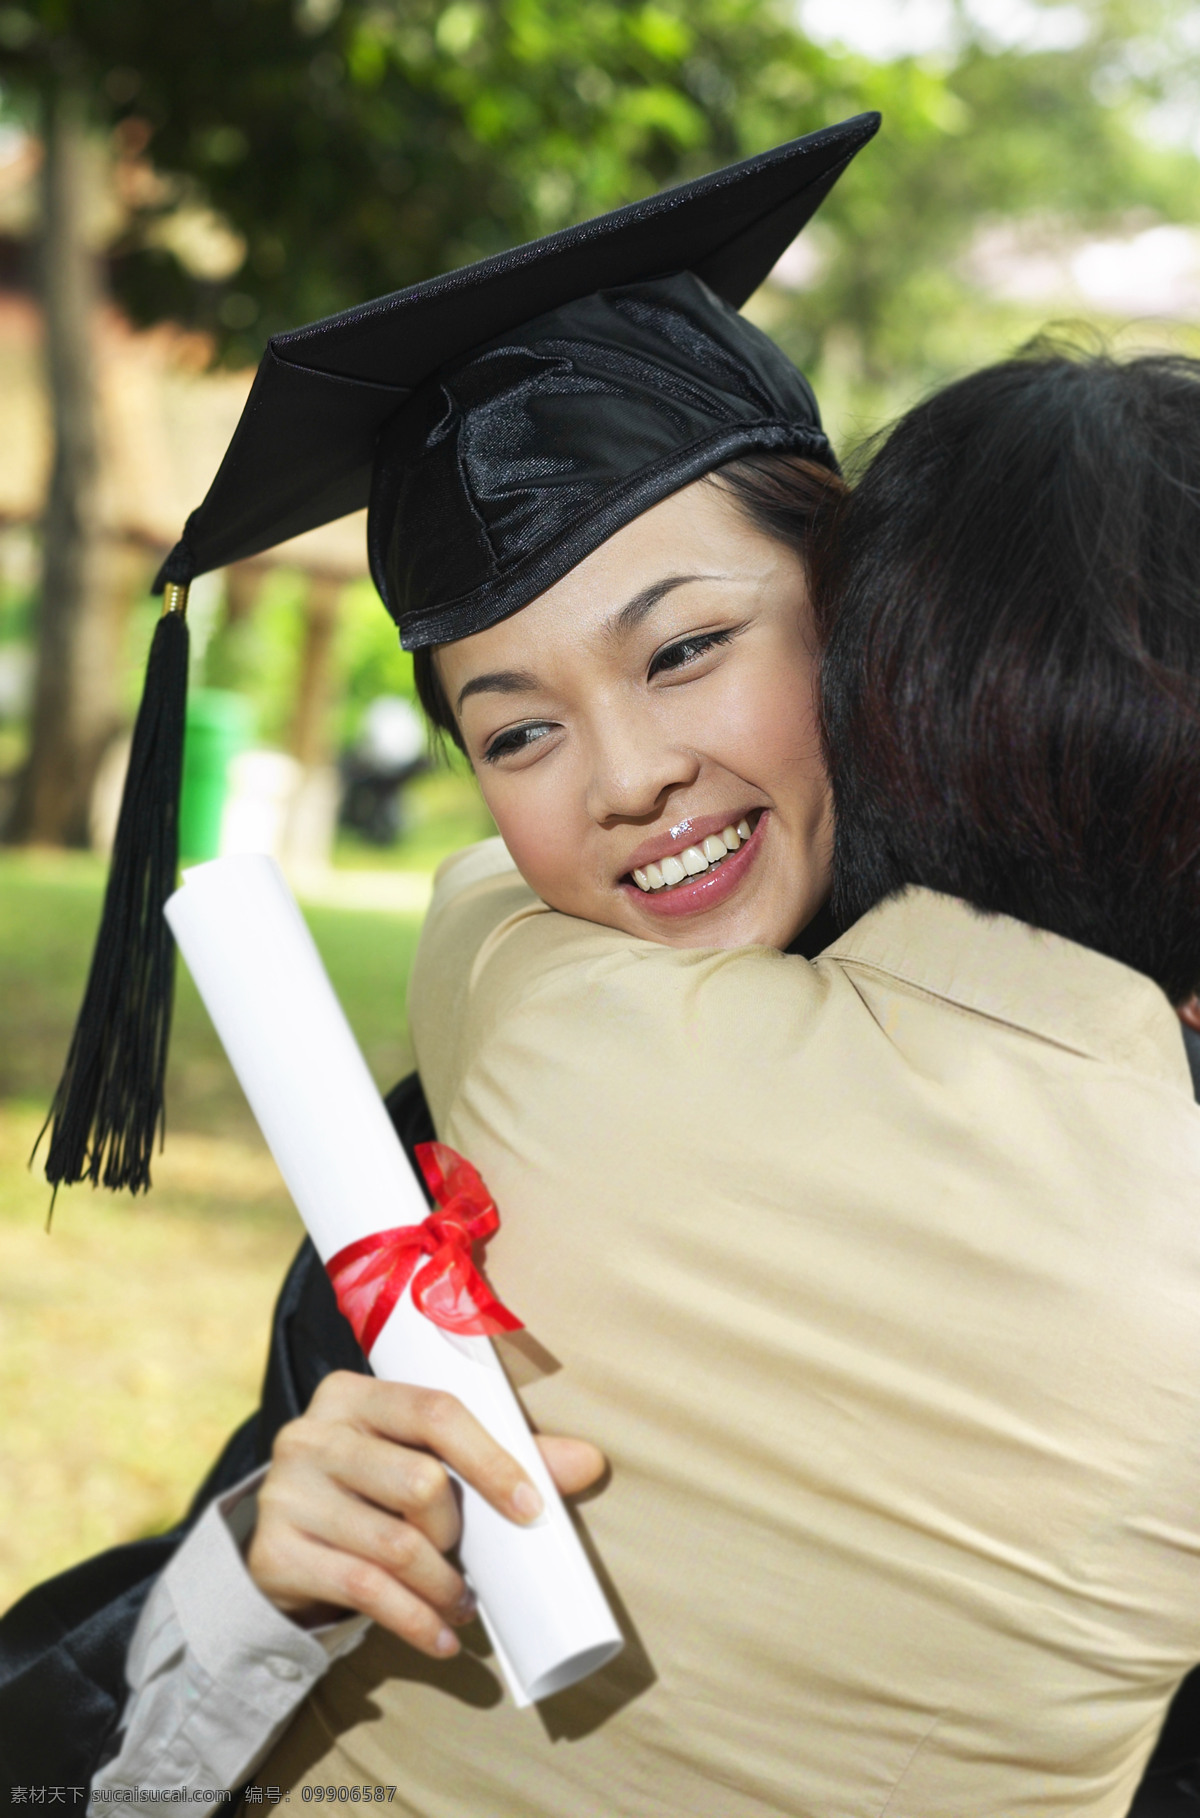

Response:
(706, 647), (820, 781)
(477, 772), (583, 911)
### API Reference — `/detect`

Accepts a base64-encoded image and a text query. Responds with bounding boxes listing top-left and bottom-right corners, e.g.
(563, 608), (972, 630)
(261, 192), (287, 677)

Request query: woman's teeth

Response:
(632, 820), (753, 893)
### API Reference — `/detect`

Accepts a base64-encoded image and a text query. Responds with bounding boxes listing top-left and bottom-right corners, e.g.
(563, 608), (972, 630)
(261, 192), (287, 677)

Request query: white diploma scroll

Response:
(165, 851), (623, 1706)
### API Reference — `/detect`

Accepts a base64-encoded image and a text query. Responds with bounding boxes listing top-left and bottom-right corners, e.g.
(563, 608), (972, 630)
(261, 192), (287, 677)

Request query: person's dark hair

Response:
(818, 343), (1200, 1004)
(412, 452), (845, 752)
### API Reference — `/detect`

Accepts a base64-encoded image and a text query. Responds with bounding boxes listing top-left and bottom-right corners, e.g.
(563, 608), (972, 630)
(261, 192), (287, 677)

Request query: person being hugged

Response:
(253, 342), (1200, 1815)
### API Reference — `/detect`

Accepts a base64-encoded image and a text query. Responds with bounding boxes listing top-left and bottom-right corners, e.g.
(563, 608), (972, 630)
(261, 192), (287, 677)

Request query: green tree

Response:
(765, 1), (1200, 435)
(89, 0), (848, 359)
(5, 0), (1200, 844)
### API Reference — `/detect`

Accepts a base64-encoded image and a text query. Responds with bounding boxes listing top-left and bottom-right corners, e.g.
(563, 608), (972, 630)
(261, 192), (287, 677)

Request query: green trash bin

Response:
(179, 689), (252, 862)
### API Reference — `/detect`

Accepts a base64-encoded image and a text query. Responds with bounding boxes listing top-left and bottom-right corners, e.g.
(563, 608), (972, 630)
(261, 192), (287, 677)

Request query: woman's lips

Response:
(621, 811), (768, 919)
(625, 809), (757, 878)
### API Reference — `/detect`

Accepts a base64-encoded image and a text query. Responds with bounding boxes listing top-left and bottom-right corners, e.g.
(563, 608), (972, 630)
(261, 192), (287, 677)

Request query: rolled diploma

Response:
(165, 851), (623, 1706)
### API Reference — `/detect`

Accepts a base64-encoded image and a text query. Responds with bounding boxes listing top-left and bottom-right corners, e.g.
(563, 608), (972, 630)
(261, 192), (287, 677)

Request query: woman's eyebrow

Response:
(455, 573), (725, 710)
(605, 573), (721, 641)
(455, 668), (540, 713)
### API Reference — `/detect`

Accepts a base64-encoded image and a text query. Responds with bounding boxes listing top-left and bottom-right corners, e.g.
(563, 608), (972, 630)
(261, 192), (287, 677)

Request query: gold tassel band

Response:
(161, 581), (190, 618)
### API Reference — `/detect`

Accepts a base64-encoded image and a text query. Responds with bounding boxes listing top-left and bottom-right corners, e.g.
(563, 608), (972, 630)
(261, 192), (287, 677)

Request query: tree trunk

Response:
(7, 73), (115, 846)
(288, 572), (340, 769)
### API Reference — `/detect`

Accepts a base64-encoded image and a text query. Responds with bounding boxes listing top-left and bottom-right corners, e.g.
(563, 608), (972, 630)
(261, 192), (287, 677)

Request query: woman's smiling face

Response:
(434, 477), (833, 950)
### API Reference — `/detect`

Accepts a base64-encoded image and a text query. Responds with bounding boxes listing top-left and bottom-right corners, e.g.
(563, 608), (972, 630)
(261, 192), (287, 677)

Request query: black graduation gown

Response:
(4, 1049), (1200, 1812)
(0, 1073), (431, 1799)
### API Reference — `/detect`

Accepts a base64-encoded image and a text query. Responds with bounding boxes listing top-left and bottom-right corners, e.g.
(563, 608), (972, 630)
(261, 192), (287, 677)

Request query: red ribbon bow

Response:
(325, 1142), (523, 1355)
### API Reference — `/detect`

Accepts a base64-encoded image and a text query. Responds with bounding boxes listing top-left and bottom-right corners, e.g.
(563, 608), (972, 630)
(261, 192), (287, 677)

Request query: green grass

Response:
(0, 1101), (303, 1611)
(0, 847), (423, 1137)
(0, 848), (428, 1611)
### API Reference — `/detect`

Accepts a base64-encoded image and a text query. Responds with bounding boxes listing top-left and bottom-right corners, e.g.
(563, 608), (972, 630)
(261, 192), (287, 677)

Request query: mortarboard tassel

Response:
(37, 580), (190, 1196)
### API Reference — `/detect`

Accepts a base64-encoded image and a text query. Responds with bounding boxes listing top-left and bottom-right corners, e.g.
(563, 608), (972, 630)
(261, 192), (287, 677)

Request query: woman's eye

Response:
(481, 722), (556, 763)
(647, 628), (734, 680)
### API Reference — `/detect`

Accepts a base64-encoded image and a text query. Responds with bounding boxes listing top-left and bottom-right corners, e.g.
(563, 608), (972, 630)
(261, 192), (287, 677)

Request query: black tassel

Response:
(36, 596), (190, 1196)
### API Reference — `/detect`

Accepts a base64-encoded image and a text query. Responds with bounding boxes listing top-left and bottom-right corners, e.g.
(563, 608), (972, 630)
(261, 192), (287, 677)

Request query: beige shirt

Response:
(250, 842), (1200, 1818)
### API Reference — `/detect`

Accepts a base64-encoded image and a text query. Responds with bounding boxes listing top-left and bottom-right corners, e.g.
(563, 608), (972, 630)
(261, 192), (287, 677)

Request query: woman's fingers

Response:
(253, 1470), (474, 1626)
(308, 1372), (547, 1527)
(246, 1374), (610, 1641)
(250, 1523), (468, 1659)
(274, 1412), (463, 1554)
(536, 1433), (607, 1496)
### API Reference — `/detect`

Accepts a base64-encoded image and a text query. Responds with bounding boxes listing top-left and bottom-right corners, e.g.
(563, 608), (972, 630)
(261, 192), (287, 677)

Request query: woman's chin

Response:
(554, 884), (793, 950)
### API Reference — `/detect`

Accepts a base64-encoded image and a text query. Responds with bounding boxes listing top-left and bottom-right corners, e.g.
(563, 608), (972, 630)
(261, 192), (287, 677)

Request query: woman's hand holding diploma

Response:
(247, 1371), (606, 1659)
(167, 853), (623, 1703)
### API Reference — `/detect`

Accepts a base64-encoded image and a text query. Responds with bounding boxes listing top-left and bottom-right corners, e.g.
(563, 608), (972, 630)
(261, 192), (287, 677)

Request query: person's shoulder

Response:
(430, 835), (525, 901)
(422, 838), (641, 986)
(479, 909), (833, 1050)
(419, 838), (543, 968)
(413, 840), (839, 1079)
(411, 840), (632, 1120)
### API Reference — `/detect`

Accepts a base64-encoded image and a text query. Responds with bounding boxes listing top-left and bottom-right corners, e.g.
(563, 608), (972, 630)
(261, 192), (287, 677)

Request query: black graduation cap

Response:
(42, 110), (879, 1198)
(158, 111), (877, 608)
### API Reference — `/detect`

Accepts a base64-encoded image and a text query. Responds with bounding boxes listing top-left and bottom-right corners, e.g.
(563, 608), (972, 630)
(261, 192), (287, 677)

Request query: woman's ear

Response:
(1178, 996), (1200, 1033)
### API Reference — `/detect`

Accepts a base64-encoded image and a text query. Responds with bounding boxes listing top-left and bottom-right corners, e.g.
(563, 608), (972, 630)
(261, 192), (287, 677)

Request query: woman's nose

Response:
(583, 717), (700, 824)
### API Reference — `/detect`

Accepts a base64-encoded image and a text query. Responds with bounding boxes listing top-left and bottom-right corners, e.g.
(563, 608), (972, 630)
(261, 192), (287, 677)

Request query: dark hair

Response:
(412, 452), (845, 751)
(818, 344), (1200, 1004)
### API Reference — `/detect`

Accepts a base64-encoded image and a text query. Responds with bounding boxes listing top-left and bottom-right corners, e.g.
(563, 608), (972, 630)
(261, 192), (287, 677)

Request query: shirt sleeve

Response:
(89, 1471), (368, 1811)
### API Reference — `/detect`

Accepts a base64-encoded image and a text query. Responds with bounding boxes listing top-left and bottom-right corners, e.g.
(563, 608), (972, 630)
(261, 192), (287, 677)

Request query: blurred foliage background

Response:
(5, 0), (1200, 410)
(4, 0), (1200, 1607)
(5, 0), (1200, 840)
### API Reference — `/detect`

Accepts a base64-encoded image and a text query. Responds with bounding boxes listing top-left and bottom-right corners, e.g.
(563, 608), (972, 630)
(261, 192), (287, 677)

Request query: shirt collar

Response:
(825, 886), (1193, 1092)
